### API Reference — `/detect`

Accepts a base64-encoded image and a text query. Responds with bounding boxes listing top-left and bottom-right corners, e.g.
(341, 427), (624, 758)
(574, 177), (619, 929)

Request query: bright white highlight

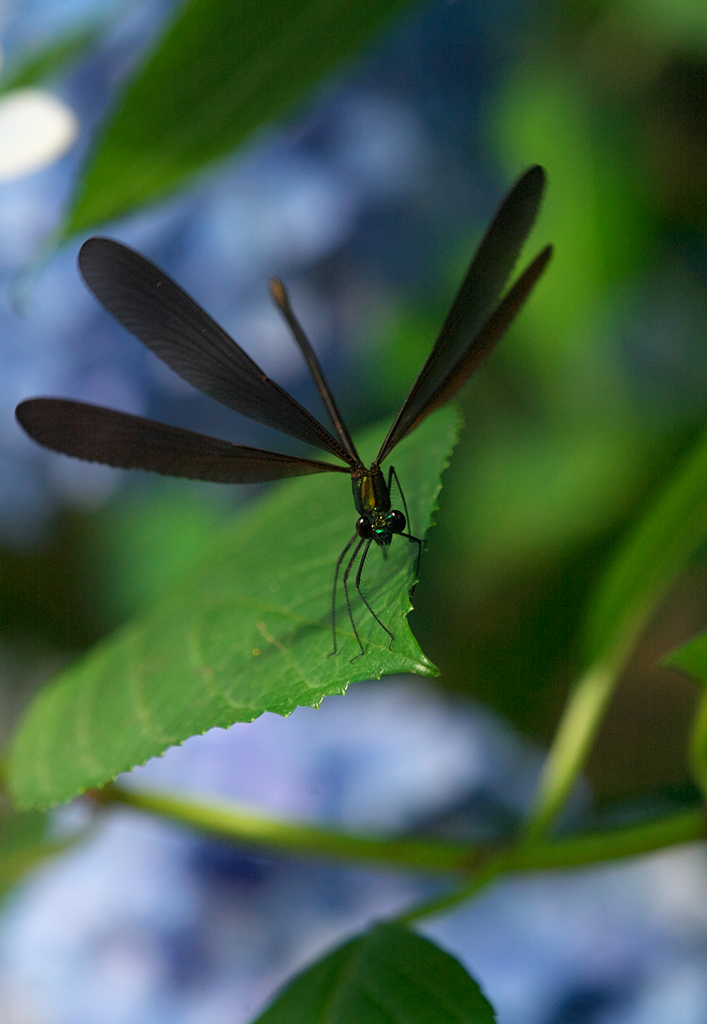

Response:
(0, 88), (78, 181)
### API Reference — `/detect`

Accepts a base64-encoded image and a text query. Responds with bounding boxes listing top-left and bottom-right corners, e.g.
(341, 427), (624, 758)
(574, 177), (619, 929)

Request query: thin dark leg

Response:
(342, 538), (368, 660)
(388, 465), (412, 536)
(353, 540), (395, 655)
(330, 532), (358, 657)
(387, 466), (423, 593)
(401, 532), (423, 595)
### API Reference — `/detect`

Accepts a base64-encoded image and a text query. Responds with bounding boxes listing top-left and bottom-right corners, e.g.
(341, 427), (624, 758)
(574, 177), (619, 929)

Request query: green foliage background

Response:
(2, 0), (707, 906)
(1, 0), (707, 1017)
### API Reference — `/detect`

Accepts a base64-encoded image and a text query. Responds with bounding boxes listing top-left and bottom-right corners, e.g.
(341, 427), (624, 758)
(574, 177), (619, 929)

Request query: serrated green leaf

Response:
(581, 424), (707, 673)
(8, 407), (459, 811)
(252, 923), (496, 1024)
(64, 0), (417, 236)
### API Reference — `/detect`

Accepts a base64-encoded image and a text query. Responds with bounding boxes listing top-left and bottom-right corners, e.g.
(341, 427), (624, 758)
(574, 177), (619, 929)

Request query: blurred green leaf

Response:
(665, 633), (707, 796)
(516, 417), (707, 835)
(583, 424), (707, 672)
(622, 0), (707, 49)
(64, 0), (417, 236)
(0, 805), (65, 899)
(252, 923), (496, 1024)
(8, 408), (458, 811)
(667, 633), (707, 684)
(0, 25), (101, 93)
(493, 66), (649, 433)
(455, 424), (650, 578)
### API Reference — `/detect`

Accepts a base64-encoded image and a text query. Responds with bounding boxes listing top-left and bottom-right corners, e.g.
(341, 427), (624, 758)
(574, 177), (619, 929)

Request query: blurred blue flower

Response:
(0, 681), (705, 1024)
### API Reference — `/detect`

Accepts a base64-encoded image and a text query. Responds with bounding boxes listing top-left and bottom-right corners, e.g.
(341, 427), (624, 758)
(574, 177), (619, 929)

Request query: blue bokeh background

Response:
(1, 0), (707, 1020)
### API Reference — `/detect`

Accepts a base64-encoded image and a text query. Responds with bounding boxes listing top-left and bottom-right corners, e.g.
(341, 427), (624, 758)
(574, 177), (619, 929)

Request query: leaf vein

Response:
(126, 631), (171, 745)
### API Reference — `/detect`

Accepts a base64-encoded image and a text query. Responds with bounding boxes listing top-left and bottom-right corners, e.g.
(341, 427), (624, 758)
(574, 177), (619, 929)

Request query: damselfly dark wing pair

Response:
(16, 165), (551, 659)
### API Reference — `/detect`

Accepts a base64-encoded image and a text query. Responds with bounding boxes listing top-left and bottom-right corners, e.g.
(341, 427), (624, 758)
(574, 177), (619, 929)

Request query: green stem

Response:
(97, 783), (472, 874)
(523, 660), (618, 842)
(516, 808), (705, 869)
(393, 806), (700, 929)
(521, 425), (707, 842)
(399, 805), (707, 925)
(96, 783), (706, 879)
(396, 856), (509, 926)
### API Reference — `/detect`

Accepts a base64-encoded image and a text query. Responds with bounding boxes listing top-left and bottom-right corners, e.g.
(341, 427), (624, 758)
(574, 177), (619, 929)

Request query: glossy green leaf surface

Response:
(252, 923), (496, 1024)
(64, 0), (416, 235)
(581, 423), (707, 673)
(8, 408), (458, 810)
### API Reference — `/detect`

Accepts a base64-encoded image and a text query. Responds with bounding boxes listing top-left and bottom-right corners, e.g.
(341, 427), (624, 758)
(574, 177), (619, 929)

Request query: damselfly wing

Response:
(16, 165), (552, 659)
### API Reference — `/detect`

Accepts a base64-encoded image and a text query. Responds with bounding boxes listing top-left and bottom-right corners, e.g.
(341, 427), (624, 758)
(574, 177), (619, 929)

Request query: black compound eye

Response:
(356, 515), (373, 539)
(388, 509), (406, 533)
